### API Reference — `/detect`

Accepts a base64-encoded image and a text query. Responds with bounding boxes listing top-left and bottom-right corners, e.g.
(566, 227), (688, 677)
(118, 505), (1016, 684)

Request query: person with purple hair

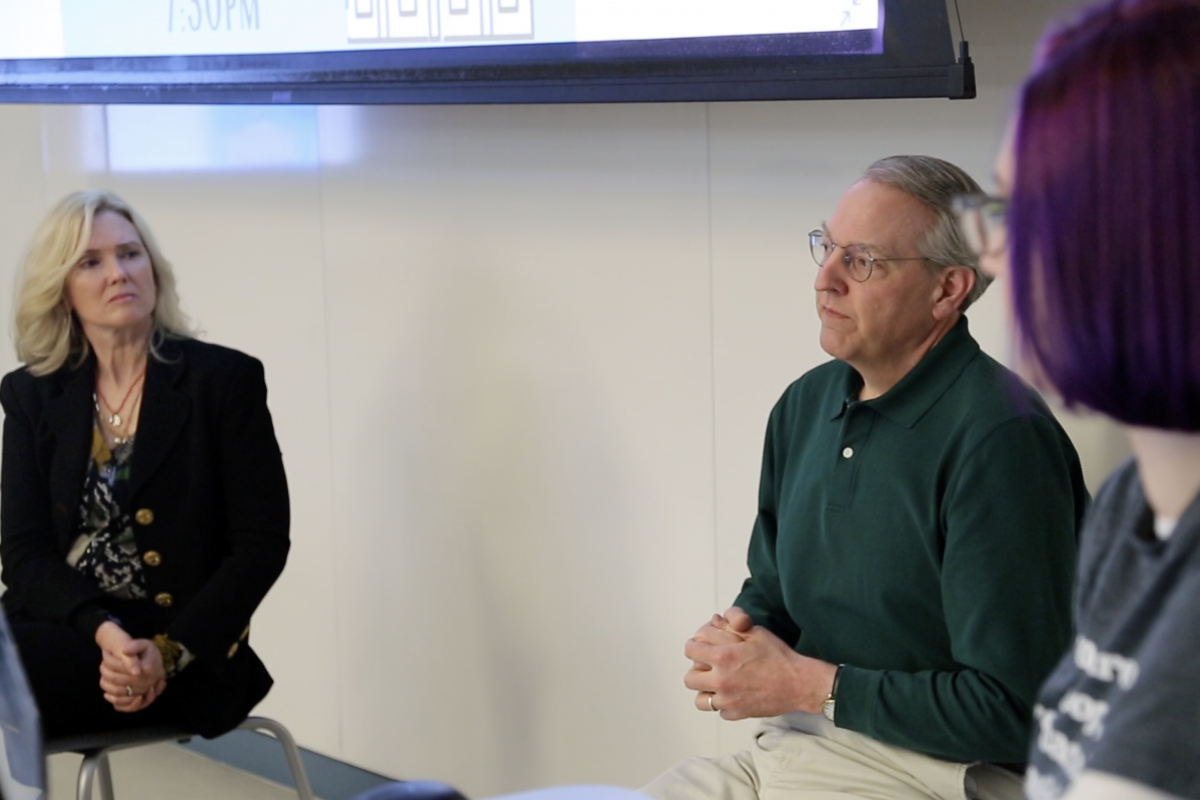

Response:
(954, 1), (1200, 798)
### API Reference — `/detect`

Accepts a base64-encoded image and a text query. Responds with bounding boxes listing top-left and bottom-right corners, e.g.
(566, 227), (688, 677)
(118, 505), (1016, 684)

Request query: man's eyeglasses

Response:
(952, 194), (1008, 257)
(808, 230), (927, 283)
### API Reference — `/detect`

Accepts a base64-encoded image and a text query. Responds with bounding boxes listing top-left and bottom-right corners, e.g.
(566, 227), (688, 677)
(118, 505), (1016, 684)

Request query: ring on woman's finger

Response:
(125, 685), (134, 697)
(707, 693), (717, 712)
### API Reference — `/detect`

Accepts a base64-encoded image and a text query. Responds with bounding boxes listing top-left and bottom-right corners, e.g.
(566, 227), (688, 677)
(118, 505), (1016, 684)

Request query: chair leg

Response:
(96, 754), (116, 800)
(238, 716), (316, 800)
(76, 752), (117, 800)
(75, 753), (96, 800)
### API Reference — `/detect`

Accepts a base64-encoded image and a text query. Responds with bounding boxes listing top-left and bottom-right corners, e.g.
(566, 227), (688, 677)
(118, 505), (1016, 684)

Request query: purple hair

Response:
(1010, 0), (1200, 431)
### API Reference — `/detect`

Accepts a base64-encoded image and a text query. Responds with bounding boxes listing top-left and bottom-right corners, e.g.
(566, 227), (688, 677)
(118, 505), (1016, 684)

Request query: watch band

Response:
(822, 663), (846, 722)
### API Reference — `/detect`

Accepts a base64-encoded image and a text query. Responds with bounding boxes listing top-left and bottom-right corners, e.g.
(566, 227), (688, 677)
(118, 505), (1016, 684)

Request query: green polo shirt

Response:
(734, 316), (1087, 764)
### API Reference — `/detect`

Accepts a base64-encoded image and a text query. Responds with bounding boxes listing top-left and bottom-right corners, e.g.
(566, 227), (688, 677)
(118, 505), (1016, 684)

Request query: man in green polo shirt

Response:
(643, 155), (1087, 800)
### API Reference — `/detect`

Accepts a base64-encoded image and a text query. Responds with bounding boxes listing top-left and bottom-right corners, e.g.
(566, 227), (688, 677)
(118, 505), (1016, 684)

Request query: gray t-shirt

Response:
(1025, 459), (1200, 800)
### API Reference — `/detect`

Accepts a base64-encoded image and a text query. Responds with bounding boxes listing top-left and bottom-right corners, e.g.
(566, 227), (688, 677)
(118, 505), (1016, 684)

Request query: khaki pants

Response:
(643, 713), (1023, 800)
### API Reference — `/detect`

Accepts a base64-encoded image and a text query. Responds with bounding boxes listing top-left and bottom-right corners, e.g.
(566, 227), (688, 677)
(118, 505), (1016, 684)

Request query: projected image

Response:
(0, 0), (880, 59)
(574, 0), (877, 42)
(106, 105), (323, 171)
(347, 0), (536, 43)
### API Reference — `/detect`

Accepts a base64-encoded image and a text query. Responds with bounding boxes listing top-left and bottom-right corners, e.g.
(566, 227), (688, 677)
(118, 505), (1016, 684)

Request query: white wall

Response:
(0, 0), (1130, 796)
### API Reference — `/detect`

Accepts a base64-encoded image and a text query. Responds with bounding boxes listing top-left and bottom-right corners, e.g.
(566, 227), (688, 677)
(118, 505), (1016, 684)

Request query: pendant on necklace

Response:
(109, 414), (122, 428)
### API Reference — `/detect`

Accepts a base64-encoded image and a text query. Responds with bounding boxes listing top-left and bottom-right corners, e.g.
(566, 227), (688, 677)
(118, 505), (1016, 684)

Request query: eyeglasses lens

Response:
(809, 232), (830, 268)
(960, 210), (988, 256)
(953, 195), (1008, 257)
(809, 231), (873, 282)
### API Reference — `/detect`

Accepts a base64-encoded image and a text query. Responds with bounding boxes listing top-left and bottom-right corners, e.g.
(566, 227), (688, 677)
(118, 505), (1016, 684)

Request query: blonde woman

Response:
(0, 191), (290, 738)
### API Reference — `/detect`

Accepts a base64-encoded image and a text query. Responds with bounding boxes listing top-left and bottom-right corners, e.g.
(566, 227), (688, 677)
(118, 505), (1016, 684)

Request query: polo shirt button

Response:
(842, 447), (854, 459)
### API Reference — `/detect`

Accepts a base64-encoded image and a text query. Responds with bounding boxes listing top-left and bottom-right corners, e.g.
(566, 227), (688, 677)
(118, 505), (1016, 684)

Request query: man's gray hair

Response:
(861, 155), (993, 312)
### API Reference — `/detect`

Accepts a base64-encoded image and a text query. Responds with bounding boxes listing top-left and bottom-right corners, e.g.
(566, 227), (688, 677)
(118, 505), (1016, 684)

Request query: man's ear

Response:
(932, 266), (975, 320)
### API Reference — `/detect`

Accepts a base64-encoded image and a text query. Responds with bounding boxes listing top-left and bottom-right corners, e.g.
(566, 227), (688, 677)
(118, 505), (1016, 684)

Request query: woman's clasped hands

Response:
(94, 620), (168, 712)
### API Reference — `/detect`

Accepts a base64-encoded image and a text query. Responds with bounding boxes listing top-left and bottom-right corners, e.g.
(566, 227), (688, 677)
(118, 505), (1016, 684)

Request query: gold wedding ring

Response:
(126, 685), (134, 697)
(707, 693), (716, 712)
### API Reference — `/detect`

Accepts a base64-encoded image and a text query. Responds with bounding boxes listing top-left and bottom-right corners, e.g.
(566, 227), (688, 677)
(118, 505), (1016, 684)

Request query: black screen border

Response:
(0, 0), (973, 104)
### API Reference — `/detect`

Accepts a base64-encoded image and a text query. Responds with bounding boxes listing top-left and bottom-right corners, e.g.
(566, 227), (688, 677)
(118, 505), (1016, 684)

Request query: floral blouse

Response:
(69, 427), (146, 599)
(67, 426), (195, 676)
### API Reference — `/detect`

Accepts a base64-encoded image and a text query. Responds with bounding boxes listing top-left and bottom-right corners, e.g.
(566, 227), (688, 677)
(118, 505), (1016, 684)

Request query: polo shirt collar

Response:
(831, 316), (980, 428)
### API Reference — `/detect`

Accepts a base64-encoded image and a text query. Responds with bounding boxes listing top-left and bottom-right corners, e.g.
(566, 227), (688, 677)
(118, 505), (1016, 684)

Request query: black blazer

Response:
(0, 337), (290, 736)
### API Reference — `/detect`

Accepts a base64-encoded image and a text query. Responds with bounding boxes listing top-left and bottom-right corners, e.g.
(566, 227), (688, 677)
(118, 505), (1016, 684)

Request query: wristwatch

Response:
(822, 664), (846, 722)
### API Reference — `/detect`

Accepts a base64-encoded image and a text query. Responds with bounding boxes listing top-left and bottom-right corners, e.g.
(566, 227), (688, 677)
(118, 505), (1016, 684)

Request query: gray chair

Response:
(45, 715), (315, 800)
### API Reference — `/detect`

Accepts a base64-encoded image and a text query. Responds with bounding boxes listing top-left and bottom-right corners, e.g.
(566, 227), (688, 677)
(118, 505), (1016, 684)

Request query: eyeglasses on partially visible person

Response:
(951, 194), (1008, 258)
(807, 228), (928, 282)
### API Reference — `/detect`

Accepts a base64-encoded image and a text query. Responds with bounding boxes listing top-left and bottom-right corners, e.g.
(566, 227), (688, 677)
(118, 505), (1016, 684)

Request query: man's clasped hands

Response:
(685, 607), (838, 720)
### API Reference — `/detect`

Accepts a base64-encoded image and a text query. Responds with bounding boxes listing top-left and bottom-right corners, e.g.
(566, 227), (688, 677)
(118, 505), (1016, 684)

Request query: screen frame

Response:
(0, 0), (974, 104)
